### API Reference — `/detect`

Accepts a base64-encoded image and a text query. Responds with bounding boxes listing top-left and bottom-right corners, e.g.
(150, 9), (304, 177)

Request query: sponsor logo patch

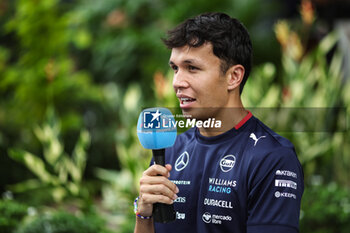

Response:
(175, 151), (190, 171)
(275, 191), (297, 199)
(176, 212), (186, 220)
(208, 178), (237, 187)
(170, 180), (191, 185)
(208, 178), (237, 194)
(202, 212), (212, 223)
(219, 155), (236, 172)
(275, 170), (297, 179)
(249, 133), (266, 146)
(204, 198), (233, 209)
(275, 179), (297, 190)
(202, 212), (232, 225)
(208, 185), (232, 194)
(174, 196), (186, 203)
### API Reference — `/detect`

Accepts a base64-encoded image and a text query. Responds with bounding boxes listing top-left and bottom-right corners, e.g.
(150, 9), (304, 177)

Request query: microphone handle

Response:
(152, 149), (176, 223)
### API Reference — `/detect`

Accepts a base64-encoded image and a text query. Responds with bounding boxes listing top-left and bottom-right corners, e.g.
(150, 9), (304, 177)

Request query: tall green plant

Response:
(242, 3), (350, 231)
(1, 0), (101, 131)
(243, 21), (350, 186)
(8, 108), (91, 204)
(0, 0), (104, 191)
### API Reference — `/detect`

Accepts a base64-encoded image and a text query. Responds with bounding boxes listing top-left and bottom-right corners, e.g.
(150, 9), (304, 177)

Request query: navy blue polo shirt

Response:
(154, 112), (304, 233)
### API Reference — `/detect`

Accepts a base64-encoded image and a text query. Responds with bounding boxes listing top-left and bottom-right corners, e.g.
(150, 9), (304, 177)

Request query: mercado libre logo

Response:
(142, 109), (222, 130)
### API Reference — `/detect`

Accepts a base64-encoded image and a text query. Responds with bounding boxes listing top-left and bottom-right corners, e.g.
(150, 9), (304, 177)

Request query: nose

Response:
(172, 69), (190, 90)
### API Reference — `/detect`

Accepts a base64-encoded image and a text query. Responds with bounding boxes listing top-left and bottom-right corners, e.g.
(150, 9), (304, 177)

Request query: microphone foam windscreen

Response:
(137, 107), (177, 149)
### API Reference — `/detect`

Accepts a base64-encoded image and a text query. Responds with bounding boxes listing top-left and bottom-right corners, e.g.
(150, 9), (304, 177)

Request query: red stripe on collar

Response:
(234, 111), (253, 130)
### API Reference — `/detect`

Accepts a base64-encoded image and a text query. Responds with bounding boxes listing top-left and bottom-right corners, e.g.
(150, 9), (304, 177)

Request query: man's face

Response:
(169, 43), (229, 120)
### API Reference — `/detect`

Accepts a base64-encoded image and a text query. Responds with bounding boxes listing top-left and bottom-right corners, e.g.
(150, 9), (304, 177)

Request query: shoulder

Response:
(247, 116), (296, 156)
(245, 118), (304, 232)
(242, 116), (303, 186)
(243, 116), (301, 172)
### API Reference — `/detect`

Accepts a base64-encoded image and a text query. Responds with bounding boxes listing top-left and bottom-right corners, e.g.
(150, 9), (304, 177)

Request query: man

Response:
(134, 12), (304, 233)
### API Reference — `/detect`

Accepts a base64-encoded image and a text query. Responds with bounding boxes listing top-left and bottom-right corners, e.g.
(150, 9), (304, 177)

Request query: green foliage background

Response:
(0, 0), (349, 232)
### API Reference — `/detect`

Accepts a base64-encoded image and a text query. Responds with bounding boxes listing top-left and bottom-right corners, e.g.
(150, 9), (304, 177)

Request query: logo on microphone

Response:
(175, 151), (190, 171)
(143, 109), (162, 129)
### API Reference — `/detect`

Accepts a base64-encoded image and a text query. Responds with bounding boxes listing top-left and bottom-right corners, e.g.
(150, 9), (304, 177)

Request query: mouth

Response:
(178, 97), (196, 108)
(180, 97), (196, 105)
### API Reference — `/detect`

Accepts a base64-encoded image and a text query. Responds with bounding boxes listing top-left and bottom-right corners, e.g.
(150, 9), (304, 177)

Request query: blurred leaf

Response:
(8, 179), (43, 193)
(72, 129), (90, 180)
(123, 84), (141, 113)
(33, 123), (63, 167)
(318, 31), (338, 55)
(51, 186), (67, 202)
(8, 149), (54, 184)
(7, 107), (91, 204)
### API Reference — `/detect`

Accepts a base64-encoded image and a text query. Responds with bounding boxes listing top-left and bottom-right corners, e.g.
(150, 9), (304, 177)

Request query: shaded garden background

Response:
(0, 0), (349, 232)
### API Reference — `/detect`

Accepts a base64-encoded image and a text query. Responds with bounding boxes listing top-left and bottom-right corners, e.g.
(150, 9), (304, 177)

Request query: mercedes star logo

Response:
(175, 151), (190, 171)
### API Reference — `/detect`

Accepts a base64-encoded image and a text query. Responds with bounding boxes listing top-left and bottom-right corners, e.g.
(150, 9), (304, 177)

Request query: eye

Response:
(170, 64), (178, 73)
(188, 65), (198, 71)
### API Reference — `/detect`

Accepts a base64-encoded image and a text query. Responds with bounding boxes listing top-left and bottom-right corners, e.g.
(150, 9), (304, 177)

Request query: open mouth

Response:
(180, 97), (196, 105)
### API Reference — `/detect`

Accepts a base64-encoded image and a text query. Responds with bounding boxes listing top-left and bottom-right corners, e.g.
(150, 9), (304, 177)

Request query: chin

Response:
(181, 107), (213, 121)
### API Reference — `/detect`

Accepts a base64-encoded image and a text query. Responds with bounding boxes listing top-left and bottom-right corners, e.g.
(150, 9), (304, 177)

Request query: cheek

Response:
(198, 81), (227, 105)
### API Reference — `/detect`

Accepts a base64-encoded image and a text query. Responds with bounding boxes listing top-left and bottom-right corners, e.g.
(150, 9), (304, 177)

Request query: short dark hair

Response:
(163, 12), (253, 94)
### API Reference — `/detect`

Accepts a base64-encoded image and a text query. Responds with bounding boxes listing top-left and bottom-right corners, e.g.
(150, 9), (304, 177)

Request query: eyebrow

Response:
(169, 59), (200, 66)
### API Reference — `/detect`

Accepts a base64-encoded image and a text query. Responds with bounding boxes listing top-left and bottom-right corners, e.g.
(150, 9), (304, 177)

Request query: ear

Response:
(226, 64), (245, 91)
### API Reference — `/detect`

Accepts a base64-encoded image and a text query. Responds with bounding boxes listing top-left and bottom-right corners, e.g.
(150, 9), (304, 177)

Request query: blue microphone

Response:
(137, 107), (177, 223)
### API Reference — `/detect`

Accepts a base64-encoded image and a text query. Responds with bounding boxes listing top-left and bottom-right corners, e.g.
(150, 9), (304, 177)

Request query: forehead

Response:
(169, 43), (221, 66)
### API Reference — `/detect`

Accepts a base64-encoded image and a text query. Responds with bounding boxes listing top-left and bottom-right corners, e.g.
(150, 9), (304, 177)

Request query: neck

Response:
(199, 98), (248, 137)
